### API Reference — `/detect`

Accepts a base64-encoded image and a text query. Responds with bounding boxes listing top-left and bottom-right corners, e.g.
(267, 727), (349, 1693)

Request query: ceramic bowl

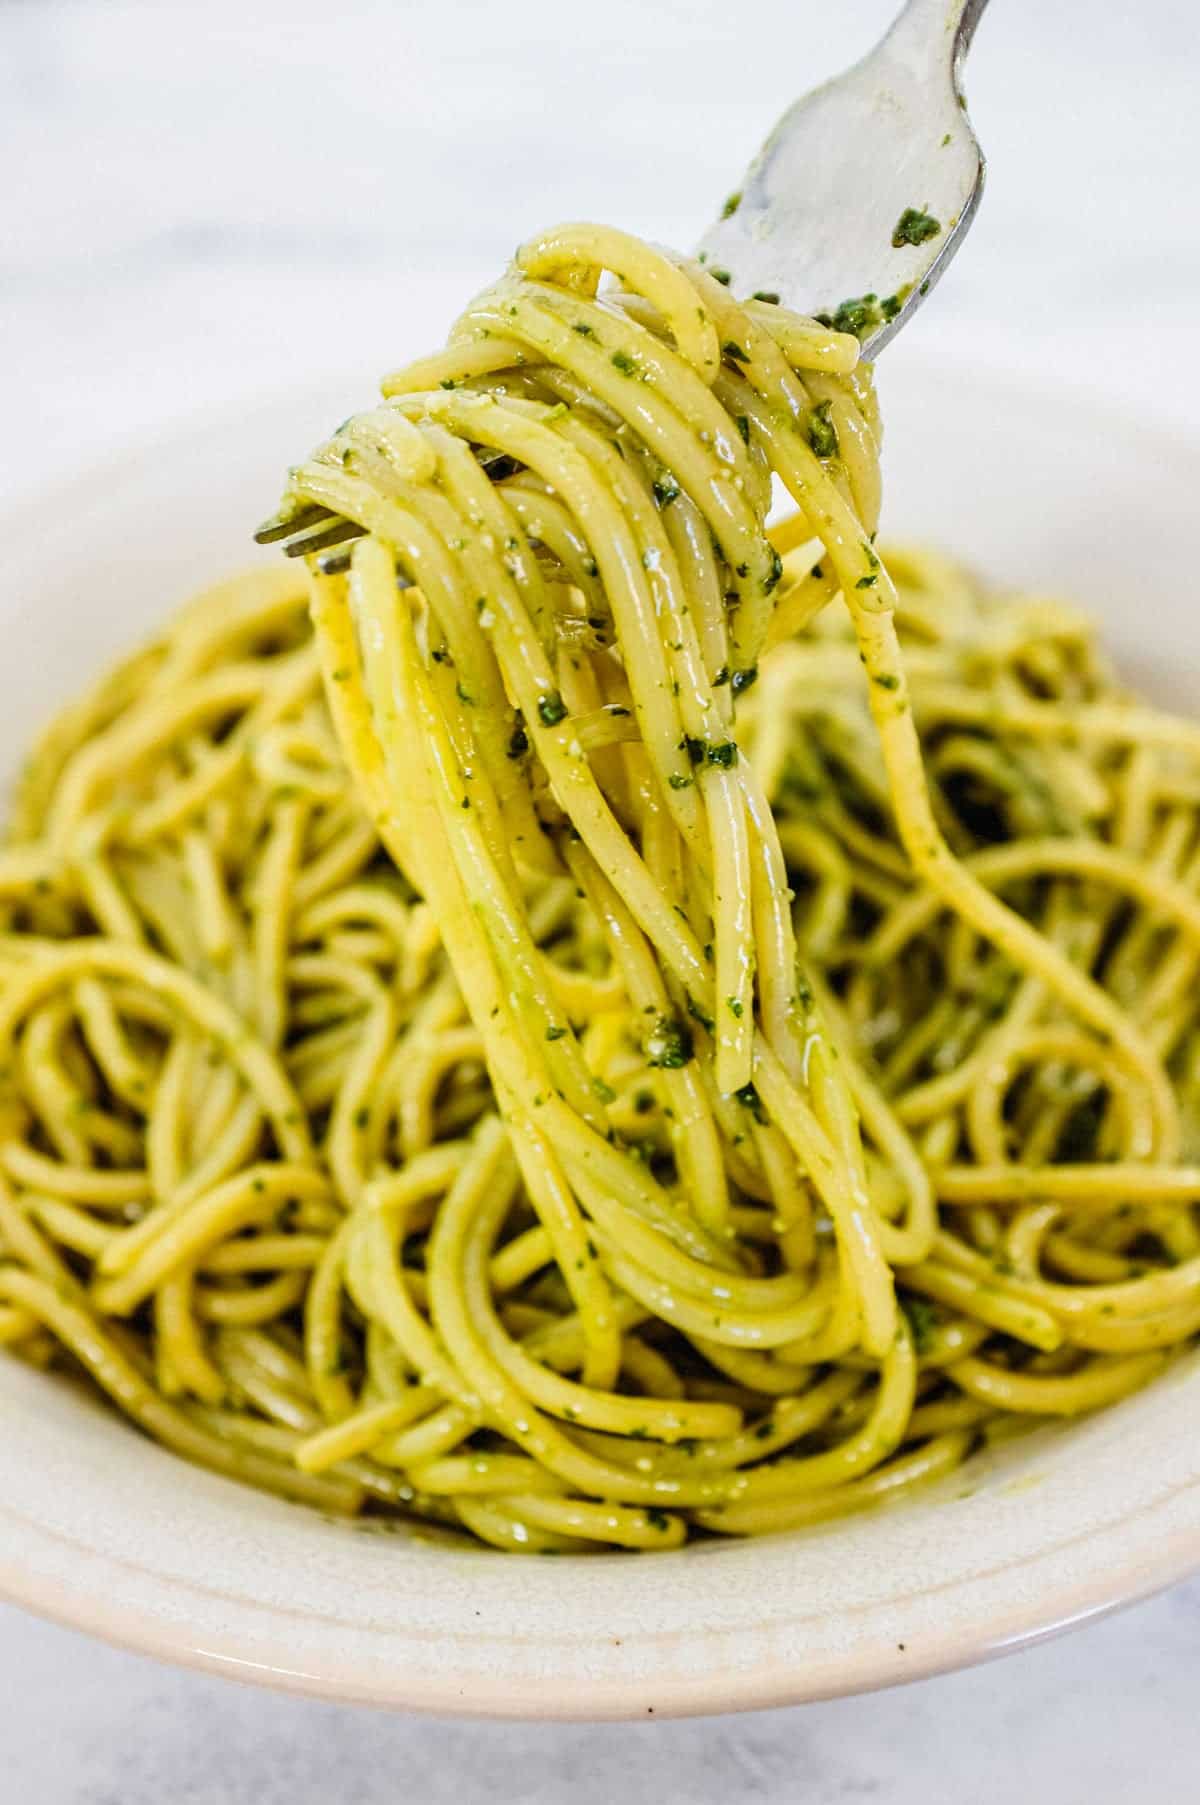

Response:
(2, 354), (1197, 1718)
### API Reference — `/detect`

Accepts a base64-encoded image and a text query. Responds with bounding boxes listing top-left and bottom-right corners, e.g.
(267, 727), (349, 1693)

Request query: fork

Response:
(696, 0), (988, 356)
(257, 0), (988, 567)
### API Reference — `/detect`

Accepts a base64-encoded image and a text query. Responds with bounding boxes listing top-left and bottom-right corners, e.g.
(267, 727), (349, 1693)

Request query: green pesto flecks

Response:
(900, 1295), (941, 1354)
(645, 1014), (694, 1069)
(686, 994), (715, 1033)
(507, 717), (529, 758)
(733, 1082), (766, 1123)
(763, 547), (783, 594)
(892, 206), (941, 248)
(805, 399), (839, 460)
(816, 293), (883, 338)
(880, 282), (912, 322)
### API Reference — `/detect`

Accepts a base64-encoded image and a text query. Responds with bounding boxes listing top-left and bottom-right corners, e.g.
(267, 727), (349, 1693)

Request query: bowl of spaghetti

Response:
(0, 229), (1198, 1717)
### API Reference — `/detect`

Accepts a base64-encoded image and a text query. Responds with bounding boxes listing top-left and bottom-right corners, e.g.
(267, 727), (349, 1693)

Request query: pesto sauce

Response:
(892, 206), (942, 248)
(645, 1014), (694, 1068)
(805, 399), (839, 460)
(817, 283), (910, 338)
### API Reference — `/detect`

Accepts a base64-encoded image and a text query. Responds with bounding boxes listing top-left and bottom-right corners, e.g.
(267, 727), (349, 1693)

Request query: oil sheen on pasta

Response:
(2, 224), (1199, 1552)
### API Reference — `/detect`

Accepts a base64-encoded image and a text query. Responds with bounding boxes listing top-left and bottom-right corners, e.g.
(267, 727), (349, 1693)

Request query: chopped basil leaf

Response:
(763, 547), (783, 594)
(507, 717), (529, 757)
(733, 1082), (766, 1123)
(645, 1014), (694, 1069)
(805, 399), (839, 459)
(892, 206), (941, 248)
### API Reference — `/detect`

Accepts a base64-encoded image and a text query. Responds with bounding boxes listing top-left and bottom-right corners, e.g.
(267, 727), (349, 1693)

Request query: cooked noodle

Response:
(2, 224), (1198, 1550)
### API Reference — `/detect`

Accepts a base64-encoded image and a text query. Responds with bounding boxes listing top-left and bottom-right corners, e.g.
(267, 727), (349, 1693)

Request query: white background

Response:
(3, 0), (1200, 1797)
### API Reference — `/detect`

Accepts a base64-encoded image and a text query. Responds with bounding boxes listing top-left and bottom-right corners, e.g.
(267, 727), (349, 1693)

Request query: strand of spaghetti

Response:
(934, 1164), (1200, 1205)
(692, 1429), (972, 1537)
(754, 1043), (897, 1355)
(566, 846), (730, 1235)
(426, 1119), (754, 1508)
(0, 940), (312, 1158)
(351, 538), (623, 1382)
(435, 1129), (743, 1442)
(846, 601), (1181, 1160)
(0, 1268), (362, 1513)
(949, 1351), (1166, 1416)
(91, 1163), (331, 1314)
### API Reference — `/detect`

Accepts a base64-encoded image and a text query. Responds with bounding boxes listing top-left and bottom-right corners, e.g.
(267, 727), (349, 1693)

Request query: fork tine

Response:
(315, 549), (353, 576)
(253, 503), (333, 545)
(314, 547), (413, 587)
(283, 520), (367, 560)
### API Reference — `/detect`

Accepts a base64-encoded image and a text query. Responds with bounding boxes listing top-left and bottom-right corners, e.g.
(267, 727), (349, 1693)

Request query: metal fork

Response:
(257, 0), (988, 566)
(697, 0), (988, 356)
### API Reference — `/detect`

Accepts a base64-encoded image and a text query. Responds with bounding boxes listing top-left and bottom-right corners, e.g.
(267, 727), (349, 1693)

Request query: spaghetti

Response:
(1, 224), (1198, 1551)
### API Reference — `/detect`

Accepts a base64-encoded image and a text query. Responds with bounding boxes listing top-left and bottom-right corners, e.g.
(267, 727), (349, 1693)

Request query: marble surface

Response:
(3, 0), (1200, 1796)
(3, 1584), (1200, 1804)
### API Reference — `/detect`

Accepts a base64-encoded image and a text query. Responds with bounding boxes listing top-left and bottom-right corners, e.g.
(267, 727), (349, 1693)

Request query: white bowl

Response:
(2, 354), (1198, 1719)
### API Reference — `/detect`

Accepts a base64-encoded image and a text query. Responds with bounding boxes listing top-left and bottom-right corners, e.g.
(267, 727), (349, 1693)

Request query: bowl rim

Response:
(0, 1460), (1195, 1719)
(1, 356), (1199, 1721)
